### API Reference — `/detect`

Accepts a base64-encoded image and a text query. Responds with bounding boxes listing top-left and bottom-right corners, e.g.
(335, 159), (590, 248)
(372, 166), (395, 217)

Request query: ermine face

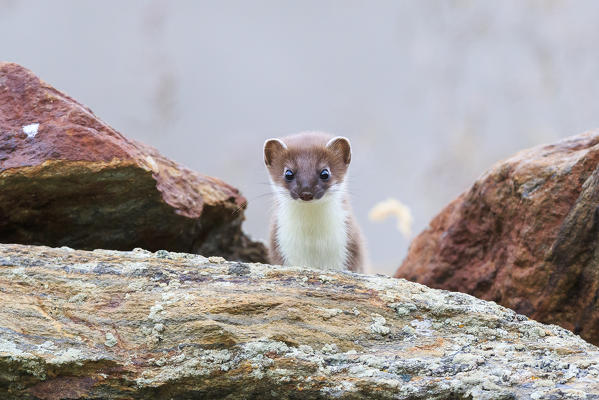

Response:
(264, 132), (352, 202)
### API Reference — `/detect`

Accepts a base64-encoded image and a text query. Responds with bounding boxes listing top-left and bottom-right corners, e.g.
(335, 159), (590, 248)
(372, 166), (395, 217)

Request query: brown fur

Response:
(264, 131), (367, 273)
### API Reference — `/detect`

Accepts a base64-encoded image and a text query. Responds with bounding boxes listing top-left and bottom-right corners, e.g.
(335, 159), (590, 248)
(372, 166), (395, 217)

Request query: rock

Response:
(0, 62), (266, 263)
(1, 243), (598, 399)
(396, 130), (599, 345)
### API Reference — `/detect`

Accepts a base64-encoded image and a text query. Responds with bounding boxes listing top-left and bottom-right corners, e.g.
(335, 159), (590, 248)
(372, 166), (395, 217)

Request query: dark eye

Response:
(284, 169), (294, 181)
(320, 169), (330, 180)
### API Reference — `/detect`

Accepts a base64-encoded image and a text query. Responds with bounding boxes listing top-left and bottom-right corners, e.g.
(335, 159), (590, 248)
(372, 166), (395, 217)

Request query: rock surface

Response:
(0, 62), (266, 262)
(1, 243), (598, 399)
(396, 130), (599, 346)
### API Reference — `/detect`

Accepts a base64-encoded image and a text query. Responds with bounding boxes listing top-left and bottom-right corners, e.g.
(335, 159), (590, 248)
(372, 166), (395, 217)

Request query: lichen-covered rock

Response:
(0, 243), (598, 399)
(395, 130), (599, 346)
(0, 62), (266, 262)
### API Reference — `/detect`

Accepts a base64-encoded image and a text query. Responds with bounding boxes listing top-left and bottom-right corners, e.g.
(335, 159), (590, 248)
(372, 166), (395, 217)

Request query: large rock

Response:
(0, 62), (266, 262)
(396, 130), (599, 345)
(1, 243), (598, 399)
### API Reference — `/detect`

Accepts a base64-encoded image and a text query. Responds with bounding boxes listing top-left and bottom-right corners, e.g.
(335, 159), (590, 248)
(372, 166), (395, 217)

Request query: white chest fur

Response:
(275, 191), (349, 271)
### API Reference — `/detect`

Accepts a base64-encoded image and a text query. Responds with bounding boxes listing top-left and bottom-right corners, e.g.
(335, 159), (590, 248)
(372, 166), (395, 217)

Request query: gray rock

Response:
(0, 243), (597, 399)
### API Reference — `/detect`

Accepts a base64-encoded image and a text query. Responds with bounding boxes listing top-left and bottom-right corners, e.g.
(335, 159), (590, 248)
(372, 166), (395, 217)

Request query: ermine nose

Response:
(299, 192), (314, 201)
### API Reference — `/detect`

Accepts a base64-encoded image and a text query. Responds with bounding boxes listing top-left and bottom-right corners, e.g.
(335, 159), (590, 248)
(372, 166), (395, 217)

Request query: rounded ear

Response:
(263, 138), (287, 167)
(326, 136), (352, 165)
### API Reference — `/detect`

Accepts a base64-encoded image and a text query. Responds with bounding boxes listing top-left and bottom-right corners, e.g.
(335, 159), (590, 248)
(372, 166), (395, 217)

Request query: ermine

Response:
(263, 131), (367, 273)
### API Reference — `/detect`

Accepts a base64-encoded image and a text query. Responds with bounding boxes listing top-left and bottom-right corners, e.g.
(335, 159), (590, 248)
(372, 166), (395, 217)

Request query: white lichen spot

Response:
(170, 352), (186, 364)
(38, 341), (57, 352)
(22, 123), (39, 138)
(49, 348), (84, 364)
(453, 353), (484, 367)
(370, 314), (390, 335)
(563, 364), (580, 381)
(298, 345), (314, 354)
(563, 389), (589, 399)
(105, 332), (118, 347)
(167, 280), (181, 290)
(243, 340), (290, 357)
(410, 319), (433, 336)
(347, 363), (378, 377)
(161, 290), (188, 304)
(321, 343), (338, 354)
(321, 308), (343, 320)
(148, 303), (164, 321)
(127, 280), (144, 292)
(9, 267), (27, 277)
(532, 379), (556, 389)
(389, 302), (417, 316)
(121, 262), (149, 275)
(68, 292), (88, 303)
(0, 338), (30, 358)
(321, 380), (357, 396)
(198, 349), (234, 372)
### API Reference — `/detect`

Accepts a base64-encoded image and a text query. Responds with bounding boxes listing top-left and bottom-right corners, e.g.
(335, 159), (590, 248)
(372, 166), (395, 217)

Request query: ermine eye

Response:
(320, 169), (330, 180)
(284, 169), (294, 181)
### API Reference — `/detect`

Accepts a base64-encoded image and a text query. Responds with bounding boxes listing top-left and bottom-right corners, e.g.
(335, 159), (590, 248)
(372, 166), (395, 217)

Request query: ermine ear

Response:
(326, 136), (352, 165)
(263, 138), (287, 167)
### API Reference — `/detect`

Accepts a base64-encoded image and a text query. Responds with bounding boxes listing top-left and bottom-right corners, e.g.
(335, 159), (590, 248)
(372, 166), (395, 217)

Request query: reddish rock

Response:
(0, 62), (266, 262)
(396, 130), (599, 345)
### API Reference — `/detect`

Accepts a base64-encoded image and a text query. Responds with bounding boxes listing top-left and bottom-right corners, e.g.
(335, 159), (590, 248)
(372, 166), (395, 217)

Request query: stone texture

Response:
(0, 62), (266, 262)
(396, 130), (599, 346)
(1, 243), (598, 399)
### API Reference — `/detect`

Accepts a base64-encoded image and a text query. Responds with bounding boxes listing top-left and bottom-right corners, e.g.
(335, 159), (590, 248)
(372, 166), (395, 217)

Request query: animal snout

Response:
(299, 191), (314, 201)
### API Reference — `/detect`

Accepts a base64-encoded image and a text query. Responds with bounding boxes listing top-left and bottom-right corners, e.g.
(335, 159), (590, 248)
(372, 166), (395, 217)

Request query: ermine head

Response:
(264, 132), (352, 202)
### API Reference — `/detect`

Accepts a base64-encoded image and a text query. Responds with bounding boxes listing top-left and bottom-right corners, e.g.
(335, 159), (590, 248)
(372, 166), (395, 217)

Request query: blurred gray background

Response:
(2, 0), (598, 275)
